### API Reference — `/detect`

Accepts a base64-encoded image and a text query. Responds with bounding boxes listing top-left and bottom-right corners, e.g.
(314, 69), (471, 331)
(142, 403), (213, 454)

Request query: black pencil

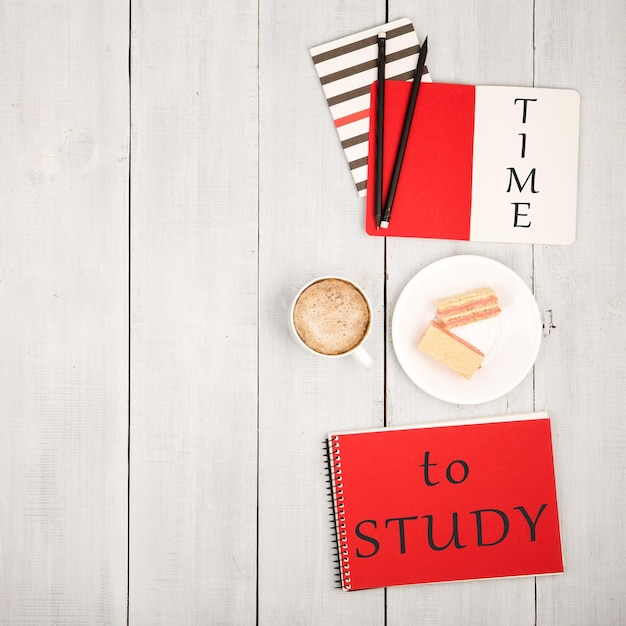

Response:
(375, 32), (386, 229)
(380, 36), (428, 229)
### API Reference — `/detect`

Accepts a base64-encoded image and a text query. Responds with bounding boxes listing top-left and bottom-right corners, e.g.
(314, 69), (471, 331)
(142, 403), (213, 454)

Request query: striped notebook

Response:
(310, 18), (430, 197)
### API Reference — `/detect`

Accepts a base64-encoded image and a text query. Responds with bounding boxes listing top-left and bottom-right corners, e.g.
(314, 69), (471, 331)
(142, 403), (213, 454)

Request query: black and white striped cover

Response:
(310, 18), (431, 197)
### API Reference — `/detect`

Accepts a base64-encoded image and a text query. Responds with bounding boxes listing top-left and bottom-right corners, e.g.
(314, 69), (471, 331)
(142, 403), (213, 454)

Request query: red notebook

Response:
(365, 81), (580, 244)
(327, 412), (563, 591)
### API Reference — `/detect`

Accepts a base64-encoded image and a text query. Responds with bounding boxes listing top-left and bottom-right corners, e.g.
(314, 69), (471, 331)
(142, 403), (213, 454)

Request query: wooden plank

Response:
(128, 1), (259, 623)
(385, 2), (537, 624)
(534, 1), (626, 623)
(257, 3), (387, 623)
(0, 1), (129, 623)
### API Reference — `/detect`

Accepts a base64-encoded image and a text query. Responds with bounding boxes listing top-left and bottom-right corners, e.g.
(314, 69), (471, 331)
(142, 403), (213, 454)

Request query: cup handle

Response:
(352, 345), (374, 370)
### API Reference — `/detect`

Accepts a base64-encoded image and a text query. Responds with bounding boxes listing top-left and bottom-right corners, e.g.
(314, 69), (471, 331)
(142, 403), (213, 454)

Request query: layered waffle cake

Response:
(418, 321), (485, 379)
(435, 286), (501, 329)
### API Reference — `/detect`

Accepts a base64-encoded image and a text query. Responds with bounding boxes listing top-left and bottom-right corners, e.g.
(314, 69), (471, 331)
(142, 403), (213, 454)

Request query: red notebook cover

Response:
(366, 81), (475, 240)
(365, 81), (580, 244)
(327, 412), (563, 591)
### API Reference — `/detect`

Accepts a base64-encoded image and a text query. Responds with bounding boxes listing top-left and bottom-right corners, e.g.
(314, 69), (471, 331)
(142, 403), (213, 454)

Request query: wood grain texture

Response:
(257, 2), (386, 624)
(534, 1), (626, 624)
(0, 1), (129, 623)
(2, 1), (625, 624)
(129, 1), (259, 623)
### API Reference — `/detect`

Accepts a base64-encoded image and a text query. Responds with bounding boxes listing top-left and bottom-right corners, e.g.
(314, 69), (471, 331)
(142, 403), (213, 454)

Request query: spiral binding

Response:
(324, 440), (342, 588)
(326, 435), (351, 590)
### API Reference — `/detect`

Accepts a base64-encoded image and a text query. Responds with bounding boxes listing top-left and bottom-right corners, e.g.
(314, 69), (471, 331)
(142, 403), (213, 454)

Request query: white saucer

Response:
(391, 255), (542, 404)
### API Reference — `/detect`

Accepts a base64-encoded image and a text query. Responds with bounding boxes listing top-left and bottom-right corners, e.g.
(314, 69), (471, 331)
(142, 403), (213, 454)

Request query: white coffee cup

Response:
(289, 276), (373, 369)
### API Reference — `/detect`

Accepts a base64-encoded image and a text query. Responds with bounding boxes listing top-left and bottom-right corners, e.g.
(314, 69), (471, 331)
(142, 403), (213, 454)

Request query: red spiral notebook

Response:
(365, 81), (580, 244)
(327, 412), (563, 591)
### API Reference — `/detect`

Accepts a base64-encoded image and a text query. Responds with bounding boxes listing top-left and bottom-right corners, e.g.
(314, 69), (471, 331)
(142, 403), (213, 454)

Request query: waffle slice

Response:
(418, 321), (484, 379)
(435, 286), (501, 329)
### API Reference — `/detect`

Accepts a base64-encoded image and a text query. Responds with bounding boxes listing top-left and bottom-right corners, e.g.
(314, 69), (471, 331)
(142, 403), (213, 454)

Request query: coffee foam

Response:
(293, 278), (370, 356)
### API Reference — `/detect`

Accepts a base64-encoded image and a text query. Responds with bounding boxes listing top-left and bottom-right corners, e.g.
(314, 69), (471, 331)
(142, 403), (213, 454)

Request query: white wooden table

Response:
(1, 1), (625, 624)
